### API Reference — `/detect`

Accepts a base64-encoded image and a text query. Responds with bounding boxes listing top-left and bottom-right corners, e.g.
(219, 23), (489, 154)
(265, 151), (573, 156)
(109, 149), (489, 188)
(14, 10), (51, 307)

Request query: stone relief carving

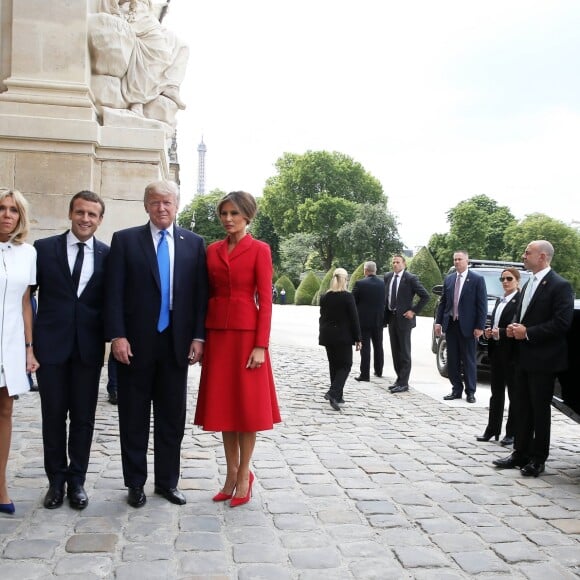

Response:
(88, 0), (189, 134)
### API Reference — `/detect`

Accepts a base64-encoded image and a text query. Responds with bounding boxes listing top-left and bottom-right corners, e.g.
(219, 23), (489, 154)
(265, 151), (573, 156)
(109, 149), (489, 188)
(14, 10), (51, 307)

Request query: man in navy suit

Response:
(435, 250), (487, 403)
(34, 191), (109, 510)
(106, 180), (208, 508)
(384, 255), (430, 393)
(353, 261), (385, 381)
(494, 240), (573, 477)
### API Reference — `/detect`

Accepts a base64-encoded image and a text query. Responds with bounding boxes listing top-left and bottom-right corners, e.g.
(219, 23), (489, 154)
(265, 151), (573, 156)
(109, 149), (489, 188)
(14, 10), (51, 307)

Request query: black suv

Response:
(431, 259), (580, 421)
(430, 259), (530, 377)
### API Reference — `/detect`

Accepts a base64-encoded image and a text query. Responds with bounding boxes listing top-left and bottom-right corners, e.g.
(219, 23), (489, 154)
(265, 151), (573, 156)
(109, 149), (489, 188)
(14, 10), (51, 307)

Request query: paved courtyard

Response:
(1, 306), (579, 579)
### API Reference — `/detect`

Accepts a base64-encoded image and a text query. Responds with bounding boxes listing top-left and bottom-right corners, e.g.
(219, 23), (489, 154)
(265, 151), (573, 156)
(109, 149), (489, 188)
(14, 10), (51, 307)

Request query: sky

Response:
(163, 0), (580, 249)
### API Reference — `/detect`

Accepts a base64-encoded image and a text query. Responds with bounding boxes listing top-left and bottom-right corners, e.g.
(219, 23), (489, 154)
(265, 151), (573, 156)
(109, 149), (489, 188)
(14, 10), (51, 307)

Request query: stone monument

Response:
(0, 0), (187, 243)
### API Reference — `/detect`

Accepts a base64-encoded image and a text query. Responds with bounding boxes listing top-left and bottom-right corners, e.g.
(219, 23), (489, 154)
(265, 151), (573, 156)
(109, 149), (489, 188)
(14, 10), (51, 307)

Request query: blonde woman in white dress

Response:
(0, 188), (38, 515)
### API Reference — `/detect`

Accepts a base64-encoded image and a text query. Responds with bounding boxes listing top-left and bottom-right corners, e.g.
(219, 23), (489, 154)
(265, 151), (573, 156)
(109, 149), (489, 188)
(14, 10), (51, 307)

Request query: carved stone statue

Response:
(88, 0), (189, 133)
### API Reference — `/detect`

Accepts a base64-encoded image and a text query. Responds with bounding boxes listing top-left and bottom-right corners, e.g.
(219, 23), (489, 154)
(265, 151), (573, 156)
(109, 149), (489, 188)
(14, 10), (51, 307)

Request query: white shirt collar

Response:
(149, 222), (174, 238)
(67, 230), (94, 251)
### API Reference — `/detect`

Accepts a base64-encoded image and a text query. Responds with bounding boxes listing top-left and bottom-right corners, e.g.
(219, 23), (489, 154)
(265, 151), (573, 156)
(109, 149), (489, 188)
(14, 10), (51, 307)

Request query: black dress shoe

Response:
(443, 393), (462, 400)
(374, 372), (382, 378)
(520, 461), (545, 477)
(466, 395), (476, 403)
(154, 486), (186, 505)
(354, 376), (370, 382)
(44, 485), (65, 509)
(67, 485), (89, 510)
(324, 393), (344, 405)
(326, 395), (341, 411)
(108, 392), (118, 405)
(493, 453), (527, 469)
(388, 384), (398, 391)
(500, 435), (514, 447)
(476, 431), (499, 442)
(390, 385), (409, 393)
(127, 486), (147, 508)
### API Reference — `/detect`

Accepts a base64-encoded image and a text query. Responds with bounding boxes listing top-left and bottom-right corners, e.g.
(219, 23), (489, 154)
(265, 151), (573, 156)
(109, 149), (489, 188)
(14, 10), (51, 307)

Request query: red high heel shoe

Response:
(212, 491), (233, 502)
(230, 472), (254, 508)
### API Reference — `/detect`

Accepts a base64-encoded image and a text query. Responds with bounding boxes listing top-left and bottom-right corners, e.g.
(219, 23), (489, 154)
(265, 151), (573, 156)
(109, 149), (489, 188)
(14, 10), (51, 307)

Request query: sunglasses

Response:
(499, 276), (514, 282)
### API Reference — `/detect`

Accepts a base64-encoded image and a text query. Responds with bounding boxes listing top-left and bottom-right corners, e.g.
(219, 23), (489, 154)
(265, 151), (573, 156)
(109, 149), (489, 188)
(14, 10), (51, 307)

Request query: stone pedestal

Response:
(0, 0), (171, 244)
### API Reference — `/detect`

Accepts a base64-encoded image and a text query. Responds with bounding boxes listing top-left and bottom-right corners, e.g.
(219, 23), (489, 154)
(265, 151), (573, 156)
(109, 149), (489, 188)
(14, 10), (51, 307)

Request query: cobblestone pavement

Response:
(1, 327), (579, 578)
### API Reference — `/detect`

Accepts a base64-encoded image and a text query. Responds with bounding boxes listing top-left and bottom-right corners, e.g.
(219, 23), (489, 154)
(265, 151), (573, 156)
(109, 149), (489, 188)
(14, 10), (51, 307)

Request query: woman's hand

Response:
(26, 349), (39, 373)
(355, 341), (362, 351)
(246, 347), (265, 369)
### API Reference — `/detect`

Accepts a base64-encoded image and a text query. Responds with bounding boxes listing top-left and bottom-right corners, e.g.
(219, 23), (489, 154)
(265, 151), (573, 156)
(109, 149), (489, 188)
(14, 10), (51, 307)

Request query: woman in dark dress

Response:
(476, 268), (520, 444)
(319, 268), (362, 411)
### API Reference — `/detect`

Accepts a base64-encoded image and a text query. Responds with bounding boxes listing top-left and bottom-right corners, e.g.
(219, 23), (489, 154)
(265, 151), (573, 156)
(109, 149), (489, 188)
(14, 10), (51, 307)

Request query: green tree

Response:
(407, 246), (443, 317)
(279, 233), (318, 286)
(297, 194), (357, 270)
(312, 267), (335, 306)
(261, 150), (384, 236)
(428, 195), (517, 273)
(503, 213), (580, 293)
(275, 275), (296, 305)
(177, 189), (225, 244)
(251, 209), (280, 268)
(337, 203), (402, 272)
(294, 271), (321, 305)
(348, 262), (365, 291)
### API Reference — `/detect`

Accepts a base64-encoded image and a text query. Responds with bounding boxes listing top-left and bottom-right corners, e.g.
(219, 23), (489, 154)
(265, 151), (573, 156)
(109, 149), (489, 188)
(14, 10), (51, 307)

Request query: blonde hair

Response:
(0, 188), (30, 245)
(329, 268), (349, 292)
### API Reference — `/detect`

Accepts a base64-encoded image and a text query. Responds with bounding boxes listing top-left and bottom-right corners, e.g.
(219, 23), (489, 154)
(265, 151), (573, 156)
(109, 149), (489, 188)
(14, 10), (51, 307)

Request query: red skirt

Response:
(194, 329), (281, 432)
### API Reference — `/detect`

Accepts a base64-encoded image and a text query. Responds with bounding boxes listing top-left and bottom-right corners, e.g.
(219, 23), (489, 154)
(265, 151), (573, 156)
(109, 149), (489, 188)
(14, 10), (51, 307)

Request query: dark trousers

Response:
(359, 325), (384, 379)
(486, 350), (516, 438)
(325, 343), (353, 401)
(117, 328), (187, 489)
(106, 351), (118, 396)
(388, 318), (412, 386)
(37, 358), (102, 488)
(445, 319), (477, 396)
(513, 367), (556, 463)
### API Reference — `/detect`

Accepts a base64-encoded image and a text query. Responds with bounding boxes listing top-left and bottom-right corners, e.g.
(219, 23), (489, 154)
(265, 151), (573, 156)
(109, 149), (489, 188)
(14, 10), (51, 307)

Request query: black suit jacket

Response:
(515, 270), (574, 372)
(105, 224), (208, 369)
(34, 232), (109, 366)
(352, 275), (385, 329)
(383, 270), (430, 329)
(319, 291), (362, 346)
(487, 291), (519, 363)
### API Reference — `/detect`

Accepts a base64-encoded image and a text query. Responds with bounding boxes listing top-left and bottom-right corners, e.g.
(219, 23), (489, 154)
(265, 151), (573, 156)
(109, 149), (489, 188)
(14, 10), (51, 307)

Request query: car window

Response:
(477, 269), (531, 298)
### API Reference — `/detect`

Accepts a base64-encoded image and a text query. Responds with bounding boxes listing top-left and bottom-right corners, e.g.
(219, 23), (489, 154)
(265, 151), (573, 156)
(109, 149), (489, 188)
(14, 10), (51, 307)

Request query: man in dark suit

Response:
(494, 240), (573, 477)
(434, 250), (487, 403)
(106, 180), (208, 507)
(352, 261), (385, 382)
(384, 255), (429, 393)
(34, 191), (109, 510)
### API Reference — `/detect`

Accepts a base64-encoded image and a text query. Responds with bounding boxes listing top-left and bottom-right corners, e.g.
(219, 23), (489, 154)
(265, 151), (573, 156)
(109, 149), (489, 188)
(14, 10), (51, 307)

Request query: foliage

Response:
(348, 262), (365, 291)
(294, 271), (321, 305)
(251, 209), (280, 268)
(312, 267), (335, 306)
(337, 203), (402, 272)
(407, 246), (443, 317)
(274, 275), (296, 305)
(428, 195), (517, 273)
(279, 233), (318, 286)
(260, 150), (393, 271)
(503, 213), (580, 293)
(261, 150), (384, 236)
(177, 189), (225, 245)
(297, 194), (357, 269)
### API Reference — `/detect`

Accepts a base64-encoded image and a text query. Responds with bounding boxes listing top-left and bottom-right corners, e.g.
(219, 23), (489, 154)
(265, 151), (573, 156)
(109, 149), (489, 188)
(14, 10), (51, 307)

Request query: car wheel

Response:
(436, 337), (448, 378)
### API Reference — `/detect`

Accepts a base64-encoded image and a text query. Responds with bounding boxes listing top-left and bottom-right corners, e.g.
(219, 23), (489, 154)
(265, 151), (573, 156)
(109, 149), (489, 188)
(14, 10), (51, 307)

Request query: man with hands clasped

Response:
(493, 240), (573, 477)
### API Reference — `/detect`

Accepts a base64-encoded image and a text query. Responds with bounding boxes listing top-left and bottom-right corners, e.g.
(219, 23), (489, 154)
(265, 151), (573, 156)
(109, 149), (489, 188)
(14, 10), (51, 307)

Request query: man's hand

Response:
(112, 337), (132, 365)
(434, 323), (442, 338)
(473, 328), (483, 339)
(508, 323), (528, 340)
(188, 339), (204, 365)
(403, 310), (415, 319)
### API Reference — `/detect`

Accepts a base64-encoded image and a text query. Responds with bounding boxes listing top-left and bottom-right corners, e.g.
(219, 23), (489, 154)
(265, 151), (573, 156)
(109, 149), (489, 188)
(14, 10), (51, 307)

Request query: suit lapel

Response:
(140, 224), (161, 291)
(56, 232), (75, 291)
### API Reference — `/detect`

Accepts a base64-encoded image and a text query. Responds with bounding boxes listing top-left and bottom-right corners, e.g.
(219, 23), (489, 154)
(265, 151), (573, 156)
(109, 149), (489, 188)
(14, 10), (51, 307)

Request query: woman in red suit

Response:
(194, 191), (281, 507)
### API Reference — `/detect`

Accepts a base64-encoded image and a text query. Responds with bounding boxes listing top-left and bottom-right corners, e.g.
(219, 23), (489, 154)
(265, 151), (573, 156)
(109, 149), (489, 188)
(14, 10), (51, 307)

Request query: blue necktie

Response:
(157, 230), (170, 332)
